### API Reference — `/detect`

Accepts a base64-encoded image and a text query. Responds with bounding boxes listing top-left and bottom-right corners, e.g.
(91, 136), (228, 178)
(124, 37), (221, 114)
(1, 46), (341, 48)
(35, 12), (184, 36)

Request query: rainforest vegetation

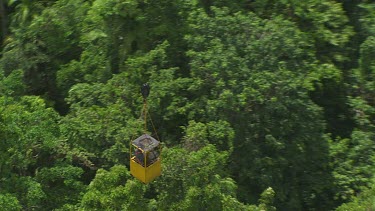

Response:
(0, 0), (374, 210)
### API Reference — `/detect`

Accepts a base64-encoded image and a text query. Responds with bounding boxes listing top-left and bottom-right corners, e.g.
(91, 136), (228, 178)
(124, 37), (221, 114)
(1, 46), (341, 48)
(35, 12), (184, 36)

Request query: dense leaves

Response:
(0, 0), (374, 210)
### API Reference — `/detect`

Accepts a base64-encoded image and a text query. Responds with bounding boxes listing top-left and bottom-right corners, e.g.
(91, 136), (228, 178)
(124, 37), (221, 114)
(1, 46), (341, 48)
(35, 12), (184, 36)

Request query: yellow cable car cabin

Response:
(130, 134), (161, 183)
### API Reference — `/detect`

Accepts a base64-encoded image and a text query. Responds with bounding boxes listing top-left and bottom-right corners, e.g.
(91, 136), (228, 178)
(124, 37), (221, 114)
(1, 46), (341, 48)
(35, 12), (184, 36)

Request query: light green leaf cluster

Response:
(80, 165), (147, 211)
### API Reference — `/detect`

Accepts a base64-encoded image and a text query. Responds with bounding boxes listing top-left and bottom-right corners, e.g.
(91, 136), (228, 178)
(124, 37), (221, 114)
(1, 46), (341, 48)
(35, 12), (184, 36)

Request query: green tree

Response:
(356, 36), (375, 106)
(59, 42), (188, 168)
(330, 130), (375, 201)
(181, 7), (334, 210)
(336, 179), (375, 211)
(56, 0), (191, 107)
(1, 1), (373, 210)
(249, 0), (353, 63)
(1, 0), (88, 112)
(0, 194), (22, 211)
(0, 95), (86, 210)
(154, 145), (259, 210)
(80, 165), (148, 211)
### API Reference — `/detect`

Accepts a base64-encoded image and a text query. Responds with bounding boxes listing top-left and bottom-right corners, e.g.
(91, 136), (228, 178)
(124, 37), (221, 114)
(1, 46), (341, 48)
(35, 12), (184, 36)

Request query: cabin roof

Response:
(132, 134), (159, 152)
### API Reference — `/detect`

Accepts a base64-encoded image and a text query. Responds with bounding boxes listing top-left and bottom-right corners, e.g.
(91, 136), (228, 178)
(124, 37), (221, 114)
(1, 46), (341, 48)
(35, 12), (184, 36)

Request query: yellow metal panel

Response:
(130, 157), (146, 183)
(130, 157), (161, 184)
(145, 159), (161, 183)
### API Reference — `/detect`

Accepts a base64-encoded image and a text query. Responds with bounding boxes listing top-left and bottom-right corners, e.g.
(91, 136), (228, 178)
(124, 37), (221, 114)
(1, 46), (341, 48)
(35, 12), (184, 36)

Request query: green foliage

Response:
(0, 95), (86, 209)
(182, 120), (234, 153)
(336, 179), (375, 211)
(1, 0), (89, 112)
(358, 2), (375, 37)
(250, 0), (353, 63)
(357, 36), (375, 104)
(330, 131), (375, 200)
(0, 0), (374, 210)
(0, 194), (22, 211)
(182, 120), (209, 151)
(59, 42), (183, 169)
(349, 96), (375, 129)
(154, 145), (255, 210)
(258, 187), (276, 211)
(330, 93), (375, 202)
(0, 69), (25, 96)
(35, 165), (85, 209)
(0, 96), (60, 175)
(60, 99), (135, 167)
(328, 23), (375, 206)
(80, 165), (147, 211)
(182, 6), (333, 210)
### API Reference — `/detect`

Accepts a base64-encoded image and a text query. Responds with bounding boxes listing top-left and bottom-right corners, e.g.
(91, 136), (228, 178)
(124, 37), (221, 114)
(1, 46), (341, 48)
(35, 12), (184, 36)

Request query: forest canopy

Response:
(0, 0), (374, 210)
